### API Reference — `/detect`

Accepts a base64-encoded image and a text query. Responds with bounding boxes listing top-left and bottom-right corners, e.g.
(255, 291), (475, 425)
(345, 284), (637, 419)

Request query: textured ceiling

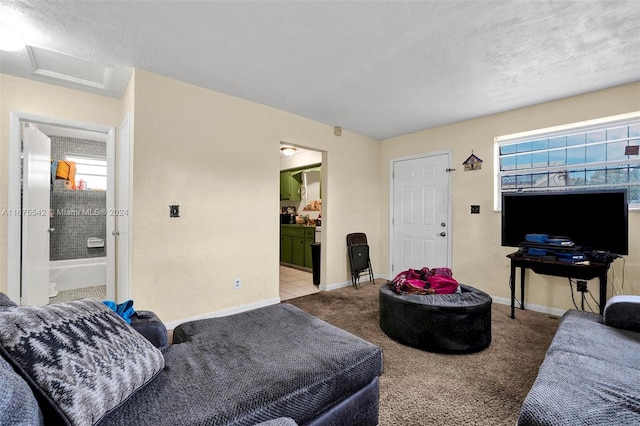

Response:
(1, 1), (638, 140)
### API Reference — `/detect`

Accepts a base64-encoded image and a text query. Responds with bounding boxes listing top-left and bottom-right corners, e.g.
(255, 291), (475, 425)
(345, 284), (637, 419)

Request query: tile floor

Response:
(279, 265), (319, 301)
(48, 285), (106, 304)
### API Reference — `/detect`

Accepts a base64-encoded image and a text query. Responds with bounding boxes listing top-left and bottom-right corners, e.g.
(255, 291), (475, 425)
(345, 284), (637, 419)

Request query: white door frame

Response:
(388, 149), (453, 277)
(116, 112), (132, 302)
(7, 111), (117, 303)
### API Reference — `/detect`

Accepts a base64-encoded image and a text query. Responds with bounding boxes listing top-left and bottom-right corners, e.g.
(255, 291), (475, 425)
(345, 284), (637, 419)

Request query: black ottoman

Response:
(130, 310), (168, 350)
(379, 283), (491, 353)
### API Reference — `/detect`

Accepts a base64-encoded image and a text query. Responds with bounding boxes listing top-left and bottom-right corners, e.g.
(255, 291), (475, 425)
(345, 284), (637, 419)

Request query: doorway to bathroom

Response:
(46, 125), (109, 303)
(7, 112), (123, 305)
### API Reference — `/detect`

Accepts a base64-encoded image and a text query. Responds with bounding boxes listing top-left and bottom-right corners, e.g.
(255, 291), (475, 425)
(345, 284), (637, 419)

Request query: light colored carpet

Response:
(286, 281), (560, 426)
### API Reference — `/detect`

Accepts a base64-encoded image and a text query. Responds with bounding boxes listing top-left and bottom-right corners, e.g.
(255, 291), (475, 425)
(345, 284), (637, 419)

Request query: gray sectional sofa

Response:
(518, 295), (640, 425)
(0, 293), (383, 425)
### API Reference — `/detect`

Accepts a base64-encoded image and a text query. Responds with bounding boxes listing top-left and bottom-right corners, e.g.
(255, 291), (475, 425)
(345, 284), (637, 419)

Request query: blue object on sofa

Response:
(518, 296), (640, 425)
(103, 299), (136, 323)
(0, 292), (383, 426)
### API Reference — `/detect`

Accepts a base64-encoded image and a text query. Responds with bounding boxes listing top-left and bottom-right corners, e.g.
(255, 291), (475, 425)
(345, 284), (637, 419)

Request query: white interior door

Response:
(22, 123), (51, 305)
(391, 152), (451, 278)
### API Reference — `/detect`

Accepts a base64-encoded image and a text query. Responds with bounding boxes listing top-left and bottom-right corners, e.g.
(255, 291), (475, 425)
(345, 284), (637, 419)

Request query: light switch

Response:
(471, 205), (480, 214)
(170, 205), (180, 218)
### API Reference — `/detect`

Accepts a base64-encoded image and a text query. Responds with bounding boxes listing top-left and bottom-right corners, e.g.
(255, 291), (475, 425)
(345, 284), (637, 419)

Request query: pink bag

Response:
(426, 275), (459, 294)
(392, 267), (458, 295)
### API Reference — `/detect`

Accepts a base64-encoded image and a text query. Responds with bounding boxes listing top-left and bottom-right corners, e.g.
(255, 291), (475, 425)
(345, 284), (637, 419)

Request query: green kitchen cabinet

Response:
(279, 171), (290, 200)
(280, 171), (302, 201)
(292, 236), (305, 266)
(280, 164), (322, 201)
(280, 233), (293, 264)
(281, 225), (316, 268)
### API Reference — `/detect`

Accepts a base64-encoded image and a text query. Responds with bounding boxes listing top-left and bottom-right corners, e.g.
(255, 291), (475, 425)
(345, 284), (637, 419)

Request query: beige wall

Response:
(130, 71), (381, 322)
(3, 70), (638, 320)
(380, 81), (640, 314)
(0, 74), (124, 294)
(0, 71), (381, 323)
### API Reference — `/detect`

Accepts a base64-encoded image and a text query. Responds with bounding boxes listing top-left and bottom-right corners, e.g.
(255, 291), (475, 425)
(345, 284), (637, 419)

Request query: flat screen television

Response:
(501, 189), (628, 255)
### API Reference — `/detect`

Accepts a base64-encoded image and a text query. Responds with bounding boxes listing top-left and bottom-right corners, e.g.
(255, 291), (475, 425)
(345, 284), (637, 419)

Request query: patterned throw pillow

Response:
(0, 299), (165, 425)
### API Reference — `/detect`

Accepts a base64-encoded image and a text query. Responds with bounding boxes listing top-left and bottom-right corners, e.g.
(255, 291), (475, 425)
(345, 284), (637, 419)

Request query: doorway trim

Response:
(7, 111), (117, 303)
(388, 149), (453, 277)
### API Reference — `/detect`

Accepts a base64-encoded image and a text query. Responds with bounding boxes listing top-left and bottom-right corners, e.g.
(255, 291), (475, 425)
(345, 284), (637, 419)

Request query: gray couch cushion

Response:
(255, 418), (298, 426)
(518, 310), (640, 425)
(0, 354), (43, 426)
(0, 299), (165, 425)
(99, 303), (383, 425)
(603, 295), (640, 333)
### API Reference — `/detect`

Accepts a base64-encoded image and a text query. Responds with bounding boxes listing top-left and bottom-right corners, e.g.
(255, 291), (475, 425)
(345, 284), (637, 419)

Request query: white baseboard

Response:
(321, 274), (388, 291)
(164, 297), (280, 330)
(163, 286), (567, 331)
(491, 296), (567, 317)
(165, 276), (388, 329)
(321, 280), (352, 291)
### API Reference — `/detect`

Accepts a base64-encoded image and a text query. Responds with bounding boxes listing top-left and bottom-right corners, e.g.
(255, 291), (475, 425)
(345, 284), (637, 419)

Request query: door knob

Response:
(48, 228), (55, 233)
(441, 222), (446, 227)
(440, 232), (446, 237)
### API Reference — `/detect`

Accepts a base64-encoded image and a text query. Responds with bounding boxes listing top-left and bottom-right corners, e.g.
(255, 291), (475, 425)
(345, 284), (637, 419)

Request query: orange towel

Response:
(68, 161), (76, 189)
(55, 161), (70, 179)
(56, 161), (77, 189)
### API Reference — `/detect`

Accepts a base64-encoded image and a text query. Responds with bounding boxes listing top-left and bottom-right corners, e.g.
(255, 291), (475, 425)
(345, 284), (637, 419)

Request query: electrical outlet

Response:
(576, 280), (587, 292)
(234, 278), (241, 289)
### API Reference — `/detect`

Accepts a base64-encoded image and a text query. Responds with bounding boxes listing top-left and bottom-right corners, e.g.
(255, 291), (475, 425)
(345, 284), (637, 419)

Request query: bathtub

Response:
(49, 257), (107, 291)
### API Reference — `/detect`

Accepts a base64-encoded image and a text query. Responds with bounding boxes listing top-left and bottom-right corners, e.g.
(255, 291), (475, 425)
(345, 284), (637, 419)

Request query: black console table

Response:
(507, 252), (611, 319)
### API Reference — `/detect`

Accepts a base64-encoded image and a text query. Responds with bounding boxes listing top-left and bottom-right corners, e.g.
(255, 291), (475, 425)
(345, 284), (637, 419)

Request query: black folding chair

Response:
(346, 233), (374, 288)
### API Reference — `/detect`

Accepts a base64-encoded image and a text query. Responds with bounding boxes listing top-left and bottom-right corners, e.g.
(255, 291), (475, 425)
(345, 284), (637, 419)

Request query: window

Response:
(495, 112), (640, 210)
(66, 154), (107, 190)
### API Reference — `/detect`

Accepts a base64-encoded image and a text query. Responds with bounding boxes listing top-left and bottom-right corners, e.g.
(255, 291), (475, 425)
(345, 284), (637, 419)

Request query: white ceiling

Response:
(1, 1), (638, 140)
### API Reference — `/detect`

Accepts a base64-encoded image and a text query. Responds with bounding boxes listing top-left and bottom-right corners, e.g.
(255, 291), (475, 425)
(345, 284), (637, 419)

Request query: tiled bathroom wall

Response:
(50, 136), (106, 261)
